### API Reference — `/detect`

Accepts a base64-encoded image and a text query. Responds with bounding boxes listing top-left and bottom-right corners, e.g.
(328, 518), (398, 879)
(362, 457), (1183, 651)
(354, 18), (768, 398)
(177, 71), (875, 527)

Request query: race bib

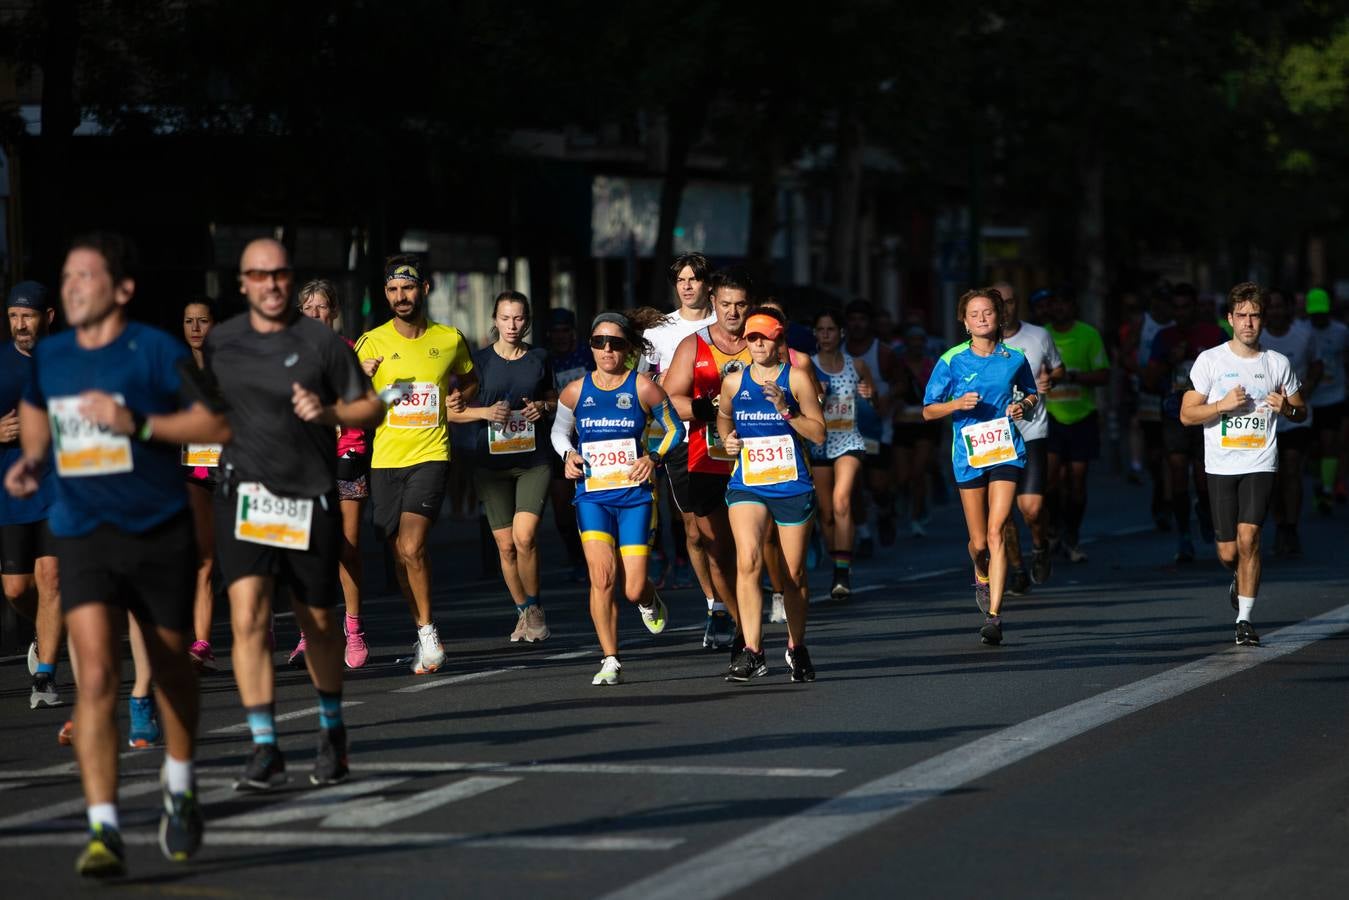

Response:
(824, 393), (856, 432)
(582, 438), (638, 493)
(555, 366), (586, 391)
(1220, 408), (1272, 450)
(741, 434), (798, 487)
(487, 410), (535, 455)
(961, 416), (1017, 469)
(181, 444), (222, 468)
(49, 395), (133, 477)
(386, 381), (440, 429)
(234, 482), (314, 551)
(705, 424), (735, 461)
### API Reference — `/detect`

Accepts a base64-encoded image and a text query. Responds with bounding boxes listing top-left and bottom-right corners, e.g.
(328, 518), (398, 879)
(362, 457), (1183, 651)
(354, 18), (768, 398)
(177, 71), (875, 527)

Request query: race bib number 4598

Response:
(961, 416), (1017, 469)
(49, 395), (133, 477)
(234, 482), (314, 551)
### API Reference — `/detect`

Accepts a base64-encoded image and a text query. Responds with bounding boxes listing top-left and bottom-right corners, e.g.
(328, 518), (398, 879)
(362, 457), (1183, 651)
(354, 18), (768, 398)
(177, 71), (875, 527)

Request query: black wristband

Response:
(691, 396), (717, 422)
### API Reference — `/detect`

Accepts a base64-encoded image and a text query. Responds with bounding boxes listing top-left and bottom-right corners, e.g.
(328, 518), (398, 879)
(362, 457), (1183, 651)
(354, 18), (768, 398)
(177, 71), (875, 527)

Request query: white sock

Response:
(418, 622), (436, 637)
(88, 803), (119, 831)
(711, 601), (727, 614)
(163, 755), (194, 794)
(1237, 595), (1255, 623)
(705, 597), (715, 611)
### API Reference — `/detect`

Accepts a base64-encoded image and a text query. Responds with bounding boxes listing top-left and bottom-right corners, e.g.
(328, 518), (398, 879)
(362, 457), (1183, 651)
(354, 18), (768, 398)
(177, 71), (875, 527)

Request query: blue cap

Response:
(7, 280), (48, 311)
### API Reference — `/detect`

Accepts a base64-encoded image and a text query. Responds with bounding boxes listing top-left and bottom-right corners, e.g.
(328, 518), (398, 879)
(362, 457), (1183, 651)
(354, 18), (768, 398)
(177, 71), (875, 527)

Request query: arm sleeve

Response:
(923, 359), (953, 406)
(551, 400), (578, 460)
(651, 398), (684, 456)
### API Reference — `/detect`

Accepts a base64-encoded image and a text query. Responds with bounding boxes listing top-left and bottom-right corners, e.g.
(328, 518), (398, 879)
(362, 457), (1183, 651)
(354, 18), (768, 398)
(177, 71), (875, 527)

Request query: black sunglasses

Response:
(589, 335), (630, 351)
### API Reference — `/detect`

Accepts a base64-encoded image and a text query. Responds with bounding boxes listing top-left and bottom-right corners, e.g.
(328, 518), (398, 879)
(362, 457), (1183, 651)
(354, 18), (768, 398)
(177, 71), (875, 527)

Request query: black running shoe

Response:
(1030, 545), (1052, 585)
(785, 645), (816, 683)
(76, 823), (126, 878)
(1235, 620), (1260, 646)
(311, 727), (350, 786)
(725, 630), (746, 678)
(1228, 577), (1238, 611)
(980, 615), (1003, 646)
(830, 567), (851, 601)
(234, 743), (289, 792)
(727, 648), (768, 682)
(158, 783), (204, 862)
(1007, 567), (1031, 596)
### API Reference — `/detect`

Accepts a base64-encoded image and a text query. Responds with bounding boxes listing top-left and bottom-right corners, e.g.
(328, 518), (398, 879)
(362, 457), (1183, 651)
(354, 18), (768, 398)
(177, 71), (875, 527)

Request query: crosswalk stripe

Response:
(321, 776), (519, 828)
(210, 778), (408, 828)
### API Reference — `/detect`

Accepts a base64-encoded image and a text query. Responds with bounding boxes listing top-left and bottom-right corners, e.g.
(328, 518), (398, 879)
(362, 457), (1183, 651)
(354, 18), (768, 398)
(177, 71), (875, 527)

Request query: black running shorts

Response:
(214, 486), (341, 608)
(370, 462), (450, 541)
(1046, 411), (1100, 463)
(1207, 471), (1275, 543)
(1017, 438), (1048, 496)
(1, 520), (55, 575)
(663, 442), (694, 516)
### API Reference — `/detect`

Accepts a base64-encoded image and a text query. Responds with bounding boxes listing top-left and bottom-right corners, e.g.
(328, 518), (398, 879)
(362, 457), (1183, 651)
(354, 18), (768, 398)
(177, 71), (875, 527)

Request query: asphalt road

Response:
(0, 469), (1346, 899)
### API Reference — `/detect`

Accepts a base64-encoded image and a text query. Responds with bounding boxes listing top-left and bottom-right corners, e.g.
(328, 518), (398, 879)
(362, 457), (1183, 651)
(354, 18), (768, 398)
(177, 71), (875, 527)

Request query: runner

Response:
(922, 287), (1039, 646)
(1042, 289), (1109, 563)
(1258, 289), (1320, 557)
(355, 254), (478, 674)
(998, 287), (1064, 592)
(180, 298), (222, 673)
(550, 311), (683, 685)
(544, 307), (594, 583)
(843, 299), (899, 553)
(450, 290), (554, 643)
(1123, 286), (1175, 531)
(208, 238), (383, 791)
(5, 232), (230, 876)
(810, 309), (878, 600)
(893, 324), (940, 536)
(1179, 282), (1306, 645)
(1305, 287), (1348, 515)
(1146, 283), (1227, 562)
(718, 307), (826, 681)
(1, 280), (62, 709)
(640, 253), (723, 642)
(298, 280), (372, 668)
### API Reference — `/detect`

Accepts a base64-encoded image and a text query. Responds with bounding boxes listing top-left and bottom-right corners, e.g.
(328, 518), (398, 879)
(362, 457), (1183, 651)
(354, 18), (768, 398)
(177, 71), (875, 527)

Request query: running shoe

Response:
(523, 604), (550, 642)
(647, 549), (668, 588)
(973, 574), (990, 614)
(1228, 577), (1238, 611)
(234, 743), (288, 792)
(344, 617), (369, 669)
(30, 672), (61, 709)
(509, 608), (529, 642)
(785, 645), (816, 683)
(638, 590), (668, 635)
(671, 558), (694, 588)
(76, 823), (126, 878)
(128, 695), (161, 749)
(58, 720), (73, 746)
(727, 648), (768, 682)
(1030, 545), (1052, 585)
(830, 567), (851, 601)
(724, 630), (747, 679)
(769, 592), (787, 624)
(1235, 620), (1260, 646)
(1007, 567), (1031, 596)
(1175, 536), (1195, 563)
(310, 727), (350, 786)
(703, 611), (734, 649)
(980, 615), (1003, 646)
(288, 634), (308, 669)
(188, 640), (217, 673)
(411, 624), (446, 675)
(27, 640), (38, 676)
(158, 779), (204, 862)
(1064, 543), (1088, 564)
(592, 655), (622, 685)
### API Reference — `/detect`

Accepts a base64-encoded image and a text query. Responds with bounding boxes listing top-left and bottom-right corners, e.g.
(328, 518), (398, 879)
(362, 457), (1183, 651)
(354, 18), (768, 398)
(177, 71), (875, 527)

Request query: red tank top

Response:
(688, 328), (751, 474)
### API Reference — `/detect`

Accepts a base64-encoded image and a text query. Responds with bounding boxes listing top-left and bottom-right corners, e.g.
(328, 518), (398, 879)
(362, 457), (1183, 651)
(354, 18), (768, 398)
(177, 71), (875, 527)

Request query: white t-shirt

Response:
(641, 309), (717, 377)
(1309, 319), (1349, 407)
(1001, 321), (1062, 442)
(1259, 323), (1317, 432)
(1189, 343), (1299, 475)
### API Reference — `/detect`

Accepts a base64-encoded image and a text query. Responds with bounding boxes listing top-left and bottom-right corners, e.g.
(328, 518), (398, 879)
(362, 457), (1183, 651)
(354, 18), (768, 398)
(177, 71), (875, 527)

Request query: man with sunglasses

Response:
(355, 255), (477, 675)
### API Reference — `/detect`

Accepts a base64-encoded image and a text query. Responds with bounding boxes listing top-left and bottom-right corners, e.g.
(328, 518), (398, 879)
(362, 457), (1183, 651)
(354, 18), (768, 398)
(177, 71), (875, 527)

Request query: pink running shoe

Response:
(344, 616), (369, 669)
(189, 640), (218, 672)
(288, 634), (307, 669)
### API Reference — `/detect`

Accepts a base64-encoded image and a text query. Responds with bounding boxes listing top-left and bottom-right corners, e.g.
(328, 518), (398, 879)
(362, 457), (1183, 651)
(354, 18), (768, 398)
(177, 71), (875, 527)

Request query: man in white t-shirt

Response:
(1181, 282), (1308, 647)
(996, 283), (1064, 593)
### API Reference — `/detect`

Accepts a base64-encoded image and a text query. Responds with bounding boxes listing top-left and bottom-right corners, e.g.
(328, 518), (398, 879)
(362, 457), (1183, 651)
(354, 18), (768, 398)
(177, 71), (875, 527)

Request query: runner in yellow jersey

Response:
(354, 255), (478, 675)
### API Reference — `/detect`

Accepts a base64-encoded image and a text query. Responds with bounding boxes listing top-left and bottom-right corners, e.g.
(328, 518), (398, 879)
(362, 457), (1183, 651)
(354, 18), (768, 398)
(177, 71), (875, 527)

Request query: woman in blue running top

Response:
(718, 308), (826, 683)
(923, 288), (1039, 647)
(551, 311), (683, 686)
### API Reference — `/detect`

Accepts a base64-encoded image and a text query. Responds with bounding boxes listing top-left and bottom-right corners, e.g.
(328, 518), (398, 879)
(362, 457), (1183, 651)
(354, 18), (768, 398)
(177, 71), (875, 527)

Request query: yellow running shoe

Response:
(76, 823), (126, 878)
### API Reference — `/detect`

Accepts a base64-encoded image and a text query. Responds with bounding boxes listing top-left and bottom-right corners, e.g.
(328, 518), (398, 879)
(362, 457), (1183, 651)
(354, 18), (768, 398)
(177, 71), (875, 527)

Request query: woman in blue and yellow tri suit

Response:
(551, 312), (684, 685)
(717, 308), (826, 683)
(923, 288), (1039, 647)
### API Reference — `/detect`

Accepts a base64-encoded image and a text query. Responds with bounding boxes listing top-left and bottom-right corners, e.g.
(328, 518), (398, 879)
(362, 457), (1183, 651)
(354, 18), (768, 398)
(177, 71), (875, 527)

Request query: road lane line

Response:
(0, 829), (683, 851)
(350, 761), (843, 778)
(0, 778), (233, 830)
(321, 776), (519, 828)
(600, 602), (1349, 900)
(209, 701), (363, 734)
(394, 667), (527, 693)
(210, 778), (409, 828)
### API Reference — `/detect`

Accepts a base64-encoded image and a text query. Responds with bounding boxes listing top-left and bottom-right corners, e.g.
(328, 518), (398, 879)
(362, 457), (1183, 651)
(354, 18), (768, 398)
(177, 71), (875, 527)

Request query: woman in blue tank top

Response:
(550, 312), (683, 686)
(717, 308), (826, 683)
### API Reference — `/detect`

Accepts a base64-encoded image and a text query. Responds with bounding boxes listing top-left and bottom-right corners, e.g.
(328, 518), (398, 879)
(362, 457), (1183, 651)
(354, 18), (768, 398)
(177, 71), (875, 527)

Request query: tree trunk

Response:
(824, 109), (863, 292)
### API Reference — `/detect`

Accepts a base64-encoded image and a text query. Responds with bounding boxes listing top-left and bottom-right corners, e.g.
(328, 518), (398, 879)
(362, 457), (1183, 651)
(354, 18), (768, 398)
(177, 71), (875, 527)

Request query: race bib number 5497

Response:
(960, 416), (1017, 469)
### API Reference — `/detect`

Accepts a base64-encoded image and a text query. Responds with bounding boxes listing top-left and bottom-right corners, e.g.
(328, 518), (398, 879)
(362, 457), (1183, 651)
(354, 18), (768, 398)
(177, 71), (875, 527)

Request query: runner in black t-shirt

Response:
(207, 238), (382, 792)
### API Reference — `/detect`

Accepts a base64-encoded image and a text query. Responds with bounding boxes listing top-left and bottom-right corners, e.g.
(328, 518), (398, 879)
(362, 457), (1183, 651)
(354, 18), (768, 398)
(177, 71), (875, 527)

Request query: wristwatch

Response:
(648, 450), (664, 467)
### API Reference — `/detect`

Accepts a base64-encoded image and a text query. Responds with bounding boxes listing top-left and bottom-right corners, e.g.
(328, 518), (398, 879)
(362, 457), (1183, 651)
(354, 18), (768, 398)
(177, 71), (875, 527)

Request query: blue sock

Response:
(518, 595), (538, 609)
(245, 703), (276, 745)
(36, 662), (55, 676)
(317, 690), (343, 731)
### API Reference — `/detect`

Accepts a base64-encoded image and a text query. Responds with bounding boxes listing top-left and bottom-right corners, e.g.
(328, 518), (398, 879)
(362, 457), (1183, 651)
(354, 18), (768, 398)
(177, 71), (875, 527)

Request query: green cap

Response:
(1306, 288), (1331, 314)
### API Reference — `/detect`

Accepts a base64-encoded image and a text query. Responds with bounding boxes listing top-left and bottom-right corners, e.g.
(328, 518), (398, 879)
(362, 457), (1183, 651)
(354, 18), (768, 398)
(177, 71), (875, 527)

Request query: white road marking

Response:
(321, 776), (518, 828)
(208, 701), (363, 734)
(600, 603), (1349, 900)
(0, 829), (682, 851)
(210, 778), (409, 828)
(350, 761), (843, 779)
(394, 667), (526, 694)
(0, 778), (233, 830)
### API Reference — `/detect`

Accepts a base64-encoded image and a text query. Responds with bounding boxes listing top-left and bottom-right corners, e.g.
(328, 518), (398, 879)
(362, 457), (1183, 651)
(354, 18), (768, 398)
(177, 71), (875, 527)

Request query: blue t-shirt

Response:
(727, 364), (812, 498)
(0, 342), (53, 525)
(549, 344), (594, 393)
(923, 341), (1037, 483)
(24, 322), (192, 537)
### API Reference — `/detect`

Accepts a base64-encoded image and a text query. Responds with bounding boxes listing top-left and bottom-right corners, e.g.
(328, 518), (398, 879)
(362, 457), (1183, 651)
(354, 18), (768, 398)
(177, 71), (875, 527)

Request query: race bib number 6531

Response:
(961, 416), (1017, 469)
(49, 394), (133, 477)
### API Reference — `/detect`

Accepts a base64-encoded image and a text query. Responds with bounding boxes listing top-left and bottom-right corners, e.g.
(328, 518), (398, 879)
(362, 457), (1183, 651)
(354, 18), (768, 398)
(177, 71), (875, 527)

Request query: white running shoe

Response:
(27, 640), (38, 677)
(592, 655), (622, 685)
(411, 624), (446, 675)
(638, 591), (667, 635)
(769, 592), (787, 624)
